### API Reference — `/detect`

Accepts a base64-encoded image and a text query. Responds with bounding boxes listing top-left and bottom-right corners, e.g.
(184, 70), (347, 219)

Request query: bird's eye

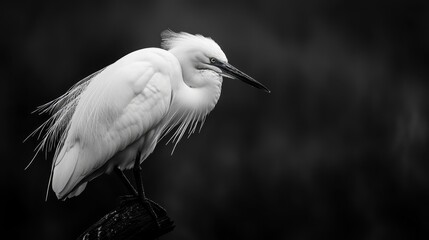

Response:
(210, 58), (216, 64)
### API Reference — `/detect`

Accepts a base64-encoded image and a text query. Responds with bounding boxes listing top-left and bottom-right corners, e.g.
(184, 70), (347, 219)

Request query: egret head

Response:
(159, 30), (270, 149)
(161, 30), (270, 92)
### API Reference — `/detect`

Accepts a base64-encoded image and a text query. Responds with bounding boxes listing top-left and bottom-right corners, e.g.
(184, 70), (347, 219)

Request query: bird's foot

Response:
(139, 197), (161, 229)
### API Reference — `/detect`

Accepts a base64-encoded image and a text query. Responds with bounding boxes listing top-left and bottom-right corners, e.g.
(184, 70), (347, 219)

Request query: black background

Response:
(2, 0), (429, 239)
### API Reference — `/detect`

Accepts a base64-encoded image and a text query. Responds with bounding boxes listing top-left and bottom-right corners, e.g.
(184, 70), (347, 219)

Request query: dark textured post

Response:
(77, 196), (174, 240)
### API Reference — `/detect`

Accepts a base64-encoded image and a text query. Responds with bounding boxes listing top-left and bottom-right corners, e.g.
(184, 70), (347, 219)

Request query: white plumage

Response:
(28, 30), (269, 200)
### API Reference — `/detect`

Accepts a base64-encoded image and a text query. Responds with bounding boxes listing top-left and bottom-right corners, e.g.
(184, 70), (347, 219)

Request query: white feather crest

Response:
(161, 30), (217, 51)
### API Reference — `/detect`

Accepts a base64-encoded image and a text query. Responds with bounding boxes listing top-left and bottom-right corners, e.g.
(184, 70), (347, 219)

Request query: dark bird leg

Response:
(133, 151), (160, 228)
(115, 167), (167, 214)
(114, 167), (138, 196)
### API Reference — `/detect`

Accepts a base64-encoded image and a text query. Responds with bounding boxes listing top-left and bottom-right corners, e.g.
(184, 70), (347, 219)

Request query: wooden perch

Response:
(77, 195), (175, 240)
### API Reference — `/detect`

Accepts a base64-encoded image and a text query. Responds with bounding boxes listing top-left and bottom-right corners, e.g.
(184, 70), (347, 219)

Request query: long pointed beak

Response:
(214, 61), (270, 93)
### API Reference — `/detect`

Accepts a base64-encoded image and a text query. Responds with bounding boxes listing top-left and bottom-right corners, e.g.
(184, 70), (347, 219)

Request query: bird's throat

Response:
(161, 77), (222, 148)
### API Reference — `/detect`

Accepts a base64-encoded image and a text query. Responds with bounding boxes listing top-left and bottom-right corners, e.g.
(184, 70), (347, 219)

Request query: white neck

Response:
(172, 69), (222, 122)
(161, 67), (222, 148)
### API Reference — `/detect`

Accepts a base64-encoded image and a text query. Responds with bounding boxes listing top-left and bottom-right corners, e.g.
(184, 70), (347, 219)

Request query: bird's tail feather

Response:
(52, 144), (80, 199)
(66, 182), (87, 199)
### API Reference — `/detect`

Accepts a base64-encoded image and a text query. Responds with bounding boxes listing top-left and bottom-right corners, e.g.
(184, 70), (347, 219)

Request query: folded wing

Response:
(52, 56), (172, 199)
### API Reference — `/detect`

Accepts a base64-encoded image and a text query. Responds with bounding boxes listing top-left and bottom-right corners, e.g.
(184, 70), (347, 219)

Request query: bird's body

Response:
(29, 30), (269, 200)
(52, 48), (177, 198)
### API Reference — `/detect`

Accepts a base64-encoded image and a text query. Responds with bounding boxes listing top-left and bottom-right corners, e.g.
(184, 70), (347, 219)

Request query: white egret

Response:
(28, 30), (269, 221)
